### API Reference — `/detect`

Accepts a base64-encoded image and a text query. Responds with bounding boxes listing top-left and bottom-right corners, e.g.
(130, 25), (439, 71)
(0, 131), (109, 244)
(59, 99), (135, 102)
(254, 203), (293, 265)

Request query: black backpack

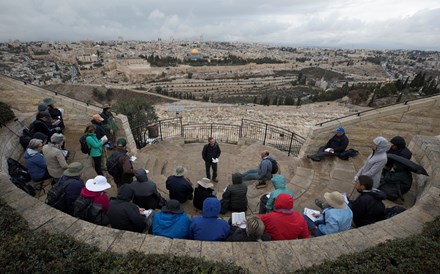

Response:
(19, 128), (32, 150)
(7, 158), (35, 196)
(107, 151), (125, 178)
(79, 135), (91, 154)
(385, 206), (406, 218)
(268, 158), (279, 174)
(73, 196), (109, 225)
(46, 178), (72, 210)
(338, 148), (359, 160)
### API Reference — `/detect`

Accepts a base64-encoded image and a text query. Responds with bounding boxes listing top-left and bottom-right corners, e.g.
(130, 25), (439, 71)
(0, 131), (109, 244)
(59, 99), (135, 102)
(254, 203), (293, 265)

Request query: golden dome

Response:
(191, 48), (199, 55)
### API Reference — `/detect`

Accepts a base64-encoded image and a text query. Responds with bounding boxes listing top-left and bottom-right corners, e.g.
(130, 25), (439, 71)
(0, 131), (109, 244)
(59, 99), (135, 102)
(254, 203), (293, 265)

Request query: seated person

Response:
(379, 162), (413, 202)
(193, 178), (216, 211)
(220, 173), (248, 214)
(349, 175), (386, 227)
(131, 169), (165, 210)
(259, 193), (309, 241)
(78, 175), (111, 214)
(190, 198), (230, 241)
(304, 191), (353, 236)
(59, 162), (86, 215)
(308, 127), (349, 161)
(108, 184), (147, 233)
(166, 166), (194, 203)
(241, 150), (274, 188)
(29, 111), (60, 140)
(387, 136), (412, 159)
(259, 174), (293, 214)
(227, 216), (271, 242)
(151, 199), (191, 239)
(24, 139), (52, 182)
(42, 133), (68, 183)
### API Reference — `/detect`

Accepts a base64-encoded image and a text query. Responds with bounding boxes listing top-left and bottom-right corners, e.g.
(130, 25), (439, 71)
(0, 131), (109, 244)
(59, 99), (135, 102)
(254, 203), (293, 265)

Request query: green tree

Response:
(114, 98), (158, 129)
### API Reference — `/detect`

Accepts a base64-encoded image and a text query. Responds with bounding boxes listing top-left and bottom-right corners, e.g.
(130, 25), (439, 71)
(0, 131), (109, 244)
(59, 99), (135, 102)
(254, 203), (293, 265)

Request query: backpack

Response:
(107, 151), (125, 178)
(79, 135), (91, 154)
(268, 158), (279, 174)
(338, 148), (359, 160)
(385, 206), (406, 218)
(46, 178), (72, 210)
(19, 128), (32, 150)
(7, 158), (35, 196)
(73, 196), (109, 225)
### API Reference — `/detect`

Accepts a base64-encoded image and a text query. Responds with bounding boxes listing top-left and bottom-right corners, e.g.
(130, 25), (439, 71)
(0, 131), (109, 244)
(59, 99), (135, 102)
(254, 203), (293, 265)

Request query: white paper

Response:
(143, 209), (153, 218)
(324, 148), (334, 153)
(212, 158), (219, 163)
(304, 207), (321, 222)
(130, 156), (137, 162)
(232, 212), (247, 228)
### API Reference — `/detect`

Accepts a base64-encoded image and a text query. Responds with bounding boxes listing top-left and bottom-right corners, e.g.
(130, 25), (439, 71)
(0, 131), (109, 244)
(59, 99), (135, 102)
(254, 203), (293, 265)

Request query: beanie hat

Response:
(116, 138), (127, 147)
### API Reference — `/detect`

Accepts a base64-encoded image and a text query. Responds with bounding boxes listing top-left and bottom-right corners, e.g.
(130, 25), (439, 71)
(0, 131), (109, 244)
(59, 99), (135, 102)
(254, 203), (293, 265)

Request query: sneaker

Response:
(256, 181), (267, 189)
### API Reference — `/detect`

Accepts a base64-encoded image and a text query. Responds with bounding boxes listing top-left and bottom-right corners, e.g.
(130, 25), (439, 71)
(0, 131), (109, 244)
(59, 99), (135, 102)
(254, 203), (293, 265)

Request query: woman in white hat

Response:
(193, 178), (216, 210)
(78, 175), (112, 213)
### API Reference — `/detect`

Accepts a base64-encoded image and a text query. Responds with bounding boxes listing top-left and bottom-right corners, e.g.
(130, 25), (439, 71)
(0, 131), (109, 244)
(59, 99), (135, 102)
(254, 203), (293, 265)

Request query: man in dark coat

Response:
(166, 166), (194, 203)
(131, 168), (164, 209)
(349, 175), (386, 227)
(388, 136), (412, 160)
(60, 162), (86, 215)
(202, 137), (221, 182)
(43, 98), (65, 130)
(108, 138), (135, 187)
(108, 184), (147, 233)
(309, 127), (349, 161)
(221, 173), (248, 213)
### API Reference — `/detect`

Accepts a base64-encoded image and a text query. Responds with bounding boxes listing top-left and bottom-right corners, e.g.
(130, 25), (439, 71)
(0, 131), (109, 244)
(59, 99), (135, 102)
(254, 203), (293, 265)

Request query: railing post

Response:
(159, 121), (163, 141)
(263, 124), (268, 145)
(240, 119), (243, 138)
(210, 123), (213, 137)
(288, 133), (294, 157)
(180, 117), (184, 137)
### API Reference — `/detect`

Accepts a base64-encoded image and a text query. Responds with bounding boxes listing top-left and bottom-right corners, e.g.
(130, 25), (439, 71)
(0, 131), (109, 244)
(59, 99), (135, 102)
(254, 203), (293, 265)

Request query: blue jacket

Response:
(316, 204), (353, 235)
(152, 211), (191, 239)
(258, 157), (273, 181)
(24, 149), (48, 181)
(190, 198), (230, 241)
(166, 176), (194, 203)
(266, 175), (294, 212)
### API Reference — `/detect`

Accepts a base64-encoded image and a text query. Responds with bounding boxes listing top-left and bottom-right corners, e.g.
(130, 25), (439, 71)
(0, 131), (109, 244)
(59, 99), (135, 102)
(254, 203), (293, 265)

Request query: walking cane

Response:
(348, 179), (358, 200)
(0, 122), (20, 137)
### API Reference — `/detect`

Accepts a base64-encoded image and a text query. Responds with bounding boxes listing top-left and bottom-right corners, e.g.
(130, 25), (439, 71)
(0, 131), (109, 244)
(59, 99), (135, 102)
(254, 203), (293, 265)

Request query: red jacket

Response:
(80, 187), (110, 214)
(259, 193), (309, 241)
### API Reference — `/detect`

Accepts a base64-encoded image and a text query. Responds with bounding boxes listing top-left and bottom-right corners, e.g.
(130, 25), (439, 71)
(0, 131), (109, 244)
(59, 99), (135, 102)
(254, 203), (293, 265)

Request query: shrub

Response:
(0, 101), (15, 125)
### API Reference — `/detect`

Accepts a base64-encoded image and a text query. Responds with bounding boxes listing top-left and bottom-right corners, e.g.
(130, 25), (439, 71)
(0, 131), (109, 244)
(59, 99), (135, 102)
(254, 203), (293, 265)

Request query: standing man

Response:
(107, 138), (134, 187)
(202, 137), (221, 183)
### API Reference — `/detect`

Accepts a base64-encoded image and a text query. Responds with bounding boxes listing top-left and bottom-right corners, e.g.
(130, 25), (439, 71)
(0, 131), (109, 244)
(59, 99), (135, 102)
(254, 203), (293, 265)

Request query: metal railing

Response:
(133, 117), (305, 156)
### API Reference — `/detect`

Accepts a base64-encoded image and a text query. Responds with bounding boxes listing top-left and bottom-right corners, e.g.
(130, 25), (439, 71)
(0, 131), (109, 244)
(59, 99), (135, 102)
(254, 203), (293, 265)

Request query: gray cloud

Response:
(0, 0), (439, 50)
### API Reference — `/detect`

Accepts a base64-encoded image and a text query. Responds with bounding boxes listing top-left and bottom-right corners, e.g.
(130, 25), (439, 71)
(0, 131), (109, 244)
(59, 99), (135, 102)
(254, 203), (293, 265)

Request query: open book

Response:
(304, 207), (321, 222)
(232, 212), (247, 228)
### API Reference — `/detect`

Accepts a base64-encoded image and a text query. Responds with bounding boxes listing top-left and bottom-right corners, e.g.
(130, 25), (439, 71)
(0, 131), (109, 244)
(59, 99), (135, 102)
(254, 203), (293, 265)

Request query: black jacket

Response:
(193, 186), (216, 210)
(131, 169), (163, 209)
(325, 134), (349, 153)
(388, 136), (412, 160)
(202, 143), (221, 163)
(349, 189), (386, 227)
(222, 174), (248, 211)
(108, 185), (147, 232)
(91, 120), (107, 140)
(61, 176), (84, 215)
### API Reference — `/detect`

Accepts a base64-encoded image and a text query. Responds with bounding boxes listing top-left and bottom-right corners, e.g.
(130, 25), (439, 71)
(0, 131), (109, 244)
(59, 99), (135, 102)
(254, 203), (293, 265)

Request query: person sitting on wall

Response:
(166, 166), (194, 204)
(308, 127), (349, 162)
(220, 173), (248, 214)
(190, 198), (230, 241)
(193, 178), (216, 211)
(241, 150), (274, 189)
(259, 193), (309, 241)
(305, 191), (353, 237)
(226, 216), (271, 242)
(379, 161), (413, 203)
(151, 199), (191, 239)
(349, 175), (386, 227)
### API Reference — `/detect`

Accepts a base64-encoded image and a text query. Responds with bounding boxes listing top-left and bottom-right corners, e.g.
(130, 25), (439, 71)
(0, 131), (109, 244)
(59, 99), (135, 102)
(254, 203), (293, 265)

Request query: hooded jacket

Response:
(108, 185), (147, 233)
(80, 187), (110, 214)
(259, 194), (309, 241)
(349, 189), (386, 227)
(388, 136), (412, 160)
(266, 175), (294, 212)
(152, 211), (191, 239)
(190, 198), (230, 241)
(356, 136), (389, 189)
(131, 169), (162, 209)
(24, 148), (48, 181)
(222, 173), (248, 211)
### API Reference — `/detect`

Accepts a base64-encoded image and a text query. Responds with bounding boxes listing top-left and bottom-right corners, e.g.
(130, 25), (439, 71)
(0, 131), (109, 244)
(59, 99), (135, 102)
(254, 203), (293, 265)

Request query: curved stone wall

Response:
(1, 75), (440, 273)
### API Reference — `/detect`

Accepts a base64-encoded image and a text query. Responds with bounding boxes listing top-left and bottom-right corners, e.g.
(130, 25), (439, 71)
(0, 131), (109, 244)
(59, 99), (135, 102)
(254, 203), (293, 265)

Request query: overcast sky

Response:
(1, 0), (439, 50)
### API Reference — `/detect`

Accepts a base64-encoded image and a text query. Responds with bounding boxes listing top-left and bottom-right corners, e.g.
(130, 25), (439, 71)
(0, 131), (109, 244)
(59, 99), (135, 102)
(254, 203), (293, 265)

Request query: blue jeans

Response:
(241, 169), (259, 181)
(303, 214), (324, 237)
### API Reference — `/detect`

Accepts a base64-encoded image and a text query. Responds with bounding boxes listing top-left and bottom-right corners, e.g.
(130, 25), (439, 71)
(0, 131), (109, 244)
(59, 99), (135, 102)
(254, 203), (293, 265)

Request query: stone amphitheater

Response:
(1, 74), (440, 273)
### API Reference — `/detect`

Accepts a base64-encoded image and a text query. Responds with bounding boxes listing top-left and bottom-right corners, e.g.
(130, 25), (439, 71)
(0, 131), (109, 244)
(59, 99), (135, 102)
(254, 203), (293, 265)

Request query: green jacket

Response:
(85, 133), (103, 157)
(101, 111), (118, 132)
(266, 175), (294, 212)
